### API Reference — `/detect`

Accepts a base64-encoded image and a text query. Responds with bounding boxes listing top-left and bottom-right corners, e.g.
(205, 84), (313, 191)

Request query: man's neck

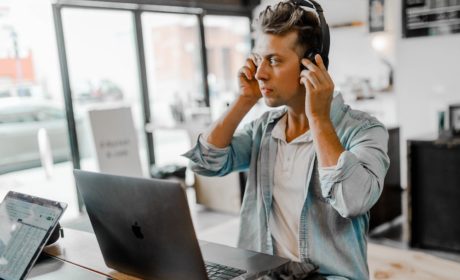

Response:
(285, 107), (309, 143)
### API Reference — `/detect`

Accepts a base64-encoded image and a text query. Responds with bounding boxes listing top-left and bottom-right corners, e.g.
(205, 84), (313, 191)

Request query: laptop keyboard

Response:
(205, 261), (246, 280)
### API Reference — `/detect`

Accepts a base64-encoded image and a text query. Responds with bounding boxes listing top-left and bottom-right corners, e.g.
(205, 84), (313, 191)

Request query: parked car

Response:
(0, 98), (86, 174)
(74, 80), (123, 103)
(0, 83), (44, 98)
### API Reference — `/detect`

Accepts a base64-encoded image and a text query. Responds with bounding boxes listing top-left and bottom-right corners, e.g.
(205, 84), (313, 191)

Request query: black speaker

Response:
(408, 139), (460, 253)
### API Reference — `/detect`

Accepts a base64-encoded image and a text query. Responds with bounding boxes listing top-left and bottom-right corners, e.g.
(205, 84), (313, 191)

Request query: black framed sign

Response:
(403, 0), (460, 38)
(369, 0), (385, 32)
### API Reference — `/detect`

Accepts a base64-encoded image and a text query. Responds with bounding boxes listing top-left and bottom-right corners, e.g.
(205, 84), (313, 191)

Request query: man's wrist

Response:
(309, 115), (332, 128)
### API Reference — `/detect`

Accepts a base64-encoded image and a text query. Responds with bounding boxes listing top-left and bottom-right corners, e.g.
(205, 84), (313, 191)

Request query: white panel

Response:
(89, 107), (144, 177)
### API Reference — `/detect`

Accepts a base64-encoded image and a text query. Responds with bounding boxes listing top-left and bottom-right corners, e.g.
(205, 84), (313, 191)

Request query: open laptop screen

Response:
(0, 191), (67, 280)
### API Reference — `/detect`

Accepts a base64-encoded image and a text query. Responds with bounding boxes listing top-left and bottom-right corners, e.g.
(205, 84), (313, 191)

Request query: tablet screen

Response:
(0, 192), (67, 280)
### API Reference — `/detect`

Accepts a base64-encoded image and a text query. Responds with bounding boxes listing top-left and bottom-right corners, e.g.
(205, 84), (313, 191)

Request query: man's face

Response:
(252, 31), (304, 108)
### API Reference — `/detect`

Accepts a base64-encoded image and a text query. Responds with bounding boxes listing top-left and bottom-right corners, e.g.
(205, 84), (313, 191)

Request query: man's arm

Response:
(204, 57), (261, 148)
(182, 56), (262, 176)
(318, 126), (389, 218)
(309, 117), (344, 167)
(300, 55), (389, 218)
(205, 96), (258, 148)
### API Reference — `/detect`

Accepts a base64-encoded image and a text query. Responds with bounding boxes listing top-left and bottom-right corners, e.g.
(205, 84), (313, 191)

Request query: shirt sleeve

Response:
(182, 121), (255, 177)
(318, 124), (390, 218)
(198, 134), (230, 151)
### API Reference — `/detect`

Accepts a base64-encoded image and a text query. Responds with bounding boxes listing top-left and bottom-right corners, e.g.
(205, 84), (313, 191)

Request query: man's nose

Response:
(254, 60), (269, 81)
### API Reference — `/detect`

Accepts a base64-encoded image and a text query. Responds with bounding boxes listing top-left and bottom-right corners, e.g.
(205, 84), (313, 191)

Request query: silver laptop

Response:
(0, 191), (67, 280)
(73, 170), (288, 280)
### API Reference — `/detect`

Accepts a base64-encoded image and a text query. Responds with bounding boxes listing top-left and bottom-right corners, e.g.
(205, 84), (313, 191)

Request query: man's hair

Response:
(253, 0), (321, 57)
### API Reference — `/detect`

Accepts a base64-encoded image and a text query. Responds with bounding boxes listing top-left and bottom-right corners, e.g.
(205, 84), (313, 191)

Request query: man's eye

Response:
(269, 58), (279, 65)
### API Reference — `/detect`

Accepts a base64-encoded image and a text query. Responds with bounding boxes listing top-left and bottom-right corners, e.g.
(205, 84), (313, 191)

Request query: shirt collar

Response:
(271, 114), (313, 143)
(271, 114), (287, 141)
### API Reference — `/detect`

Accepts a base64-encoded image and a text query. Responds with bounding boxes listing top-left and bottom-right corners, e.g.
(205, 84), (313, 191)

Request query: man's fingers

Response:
(239, 66), (253, 80)
(302, 55), (325, 72)
(308, 74), (321, 89)
(301, 57), (329, 85)
(301, 58), (319, 72)
(301, 69), (325, 89)
(315, 54), (334, 85)
(300, 76), (314, 93)
(315, 54), (327, 72)
(300, 76), (306, 87)
(246, 56), (257, 72)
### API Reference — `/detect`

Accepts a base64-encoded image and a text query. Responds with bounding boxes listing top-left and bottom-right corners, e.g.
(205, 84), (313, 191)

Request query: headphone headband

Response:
(291, 0), (330, 68)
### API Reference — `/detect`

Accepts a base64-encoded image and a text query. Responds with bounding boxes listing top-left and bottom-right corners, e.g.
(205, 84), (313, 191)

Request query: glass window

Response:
(61, 8), (148, 175)
(142, 13), (205, 166)
(0, 0), (79, 221)
(203, 16), (251, 120)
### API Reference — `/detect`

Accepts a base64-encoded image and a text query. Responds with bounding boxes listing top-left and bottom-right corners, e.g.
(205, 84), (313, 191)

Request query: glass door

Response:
(61, 8), (149, 176)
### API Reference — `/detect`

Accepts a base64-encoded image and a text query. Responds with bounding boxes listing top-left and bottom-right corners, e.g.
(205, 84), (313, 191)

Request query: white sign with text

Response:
(89, 107), (143, 177)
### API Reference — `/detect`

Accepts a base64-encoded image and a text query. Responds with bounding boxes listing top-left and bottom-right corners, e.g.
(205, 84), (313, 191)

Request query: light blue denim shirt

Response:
(183, 93), (390, 280)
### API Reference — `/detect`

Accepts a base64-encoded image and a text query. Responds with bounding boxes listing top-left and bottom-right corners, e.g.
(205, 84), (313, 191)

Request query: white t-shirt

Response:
(268, 114), (315, 261)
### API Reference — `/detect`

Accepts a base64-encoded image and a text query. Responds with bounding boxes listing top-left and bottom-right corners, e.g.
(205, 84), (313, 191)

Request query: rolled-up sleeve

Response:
(318, 124), (390, 218)
(182, 121), (255, 177)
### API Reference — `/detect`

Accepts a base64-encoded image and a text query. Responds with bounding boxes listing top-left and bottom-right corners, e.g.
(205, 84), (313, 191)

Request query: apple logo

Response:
(131, 221), (144, 239)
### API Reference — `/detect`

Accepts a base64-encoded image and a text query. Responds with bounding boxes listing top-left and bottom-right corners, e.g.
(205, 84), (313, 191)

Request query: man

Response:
(183, 1), (389, 279)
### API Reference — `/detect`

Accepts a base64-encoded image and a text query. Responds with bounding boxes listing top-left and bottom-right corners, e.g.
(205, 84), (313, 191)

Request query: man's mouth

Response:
(260, 87), (273, 95)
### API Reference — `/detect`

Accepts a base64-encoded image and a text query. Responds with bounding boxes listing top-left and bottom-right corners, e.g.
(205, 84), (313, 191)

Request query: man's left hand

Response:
(300, 54), (335, 121)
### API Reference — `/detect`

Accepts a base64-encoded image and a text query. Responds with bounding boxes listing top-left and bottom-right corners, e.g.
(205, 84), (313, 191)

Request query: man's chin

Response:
(263, 97), (282, 108)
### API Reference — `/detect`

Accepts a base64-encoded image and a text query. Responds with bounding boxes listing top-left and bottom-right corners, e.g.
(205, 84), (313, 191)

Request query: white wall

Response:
(255, 0), (367, 26)
(396, 36), (460, 138)
(328, 26), (388, 89)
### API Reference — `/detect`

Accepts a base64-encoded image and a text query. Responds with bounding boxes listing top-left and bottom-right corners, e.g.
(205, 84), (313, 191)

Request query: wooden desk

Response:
(28, 255), (106, 280)
(41, 228), (460, 280)
(43, 228), (141, 280)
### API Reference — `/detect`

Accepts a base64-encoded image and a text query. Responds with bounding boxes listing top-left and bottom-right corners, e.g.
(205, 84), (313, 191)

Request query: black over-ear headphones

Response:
(292, 0), (330, 69)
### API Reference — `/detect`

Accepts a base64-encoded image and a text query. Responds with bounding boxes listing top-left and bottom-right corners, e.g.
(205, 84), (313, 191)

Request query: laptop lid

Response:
(0, 191), (67, 280)
(73, 169), (208, 280)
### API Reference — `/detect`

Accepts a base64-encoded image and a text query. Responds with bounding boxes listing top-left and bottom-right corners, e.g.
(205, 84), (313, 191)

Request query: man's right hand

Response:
(238, 56), (262, 102)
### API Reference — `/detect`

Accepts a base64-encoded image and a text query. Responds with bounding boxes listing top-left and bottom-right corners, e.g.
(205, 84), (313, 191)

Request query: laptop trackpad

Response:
(200, 242), (288, 273)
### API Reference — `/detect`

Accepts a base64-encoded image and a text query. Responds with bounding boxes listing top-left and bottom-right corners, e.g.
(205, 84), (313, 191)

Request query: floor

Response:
(369, 216), (460, 264)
